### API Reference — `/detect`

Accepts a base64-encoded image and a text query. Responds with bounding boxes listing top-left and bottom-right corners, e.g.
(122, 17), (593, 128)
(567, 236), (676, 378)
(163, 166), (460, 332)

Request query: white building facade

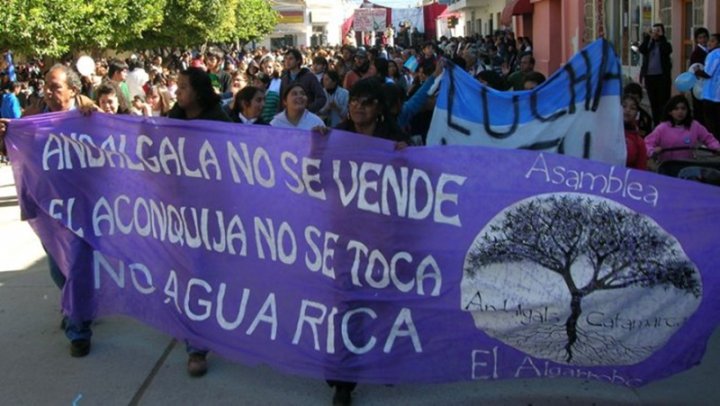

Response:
(443, 0), (509, 37)
(259, 0), (353, 49)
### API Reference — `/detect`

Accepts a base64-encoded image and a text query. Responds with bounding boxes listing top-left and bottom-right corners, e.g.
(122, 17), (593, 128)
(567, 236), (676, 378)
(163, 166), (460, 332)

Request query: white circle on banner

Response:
(460, 193), (702, 366)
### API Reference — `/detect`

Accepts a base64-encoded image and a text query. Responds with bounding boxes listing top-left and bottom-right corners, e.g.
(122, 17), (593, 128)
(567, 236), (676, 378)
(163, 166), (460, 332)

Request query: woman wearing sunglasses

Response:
(334, 77), (409, 148)
(326, 77), (409, 406)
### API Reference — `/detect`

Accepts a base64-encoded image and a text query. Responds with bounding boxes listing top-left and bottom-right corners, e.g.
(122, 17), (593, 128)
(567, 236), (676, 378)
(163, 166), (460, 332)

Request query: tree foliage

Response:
(1, 0), (84, 58)
(234, 0), (278, 43)
(1, 0), (278, 56)
(135, 0), (277, 48)
(0, 0), (166, 57)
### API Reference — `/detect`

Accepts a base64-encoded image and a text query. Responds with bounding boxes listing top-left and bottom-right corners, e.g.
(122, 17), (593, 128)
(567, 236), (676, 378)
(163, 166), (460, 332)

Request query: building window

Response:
(659, 0), (672, 39)
(693, 0), (704, 28)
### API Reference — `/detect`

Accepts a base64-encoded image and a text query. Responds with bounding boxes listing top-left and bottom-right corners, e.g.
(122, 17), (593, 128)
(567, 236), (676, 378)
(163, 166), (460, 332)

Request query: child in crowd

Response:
(623, 82), (653, 136)
(645, 94), (719, 161)
(130, 95), (152, 116)
(94, 83), (119, 114)
(522, 71), (546, 90)
(622, 94), (647, 169)
(145, 85), (172, 117)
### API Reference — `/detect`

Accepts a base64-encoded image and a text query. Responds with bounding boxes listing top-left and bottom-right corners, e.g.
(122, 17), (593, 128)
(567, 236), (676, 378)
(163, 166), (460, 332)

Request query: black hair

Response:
(694, 27), (710, 41)
(254, 72), (271, 87)
(653, 23), (665, 35)
(95, 83), (117, 99)
(324, 70), (340, 84)
(621, 94), (639, 110)
(450, 56), (467, 71)
(282, 82), (307, 101)
(108, 59), (128, 78)
(4, 81), (21, 92)
(235, 86), (263, 106)
(312, 56), (328, 68)
(180, 67), (221, 109)
(522, 71), (546, 87)
(623, 82), (643, 100)
(374, 58), (389, 78)
(381, 82), (405, 115)
(387, 60), (402, 79)
(663, 94), (693, 128)
(419, 60), (435, 76)
(232, 86), (263, 117)
(476, 70), (505, 90)
(345, 77), (405, 141)
(285, 49), (303, 65)
(349, 77), (384, 102)
(128, 59), (141, 71)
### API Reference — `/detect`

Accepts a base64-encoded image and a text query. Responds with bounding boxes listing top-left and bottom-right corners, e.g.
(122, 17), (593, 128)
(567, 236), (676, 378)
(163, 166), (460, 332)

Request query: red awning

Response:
(500, 0), (533, 27)
(436, 8), (460, 20)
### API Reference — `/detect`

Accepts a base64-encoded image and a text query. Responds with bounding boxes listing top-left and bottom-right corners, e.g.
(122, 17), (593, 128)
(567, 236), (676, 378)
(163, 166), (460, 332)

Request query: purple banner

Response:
(7, 111), (720, 386)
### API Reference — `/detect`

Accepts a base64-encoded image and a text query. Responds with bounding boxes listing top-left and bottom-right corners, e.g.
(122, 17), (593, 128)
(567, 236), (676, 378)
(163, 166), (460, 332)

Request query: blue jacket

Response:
(1, 93), (22, 119)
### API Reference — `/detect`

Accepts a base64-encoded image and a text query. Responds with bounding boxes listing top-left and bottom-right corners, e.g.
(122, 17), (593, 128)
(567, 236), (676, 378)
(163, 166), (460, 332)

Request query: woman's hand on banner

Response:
(312, 125), (330, 136)
(79, 104), (99, 116)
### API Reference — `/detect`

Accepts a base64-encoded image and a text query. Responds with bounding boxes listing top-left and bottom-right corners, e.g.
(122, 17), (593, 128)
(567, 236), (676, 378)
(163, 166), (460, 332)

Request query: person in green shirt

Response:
(506, 54), (536, 91)
(106, 59), (131, 113)
(204, 47), (232, 98)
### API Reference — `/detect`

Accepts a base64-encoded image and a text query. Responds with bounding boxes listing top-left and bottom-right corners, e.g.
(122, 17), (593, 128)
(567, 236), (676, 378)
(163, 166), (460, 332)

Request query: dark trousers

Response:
(327, 380), (357, 391)
(644, 74), (671, 127)
(704, 100), (720, 142)
(692, 94), (706, 128)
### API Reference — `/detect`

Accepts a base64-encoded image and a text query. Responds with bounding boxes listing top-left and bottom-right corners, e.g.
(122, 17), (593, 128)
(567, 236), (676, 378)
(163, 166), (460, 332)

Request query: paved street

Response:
(1, 163), (719, 405)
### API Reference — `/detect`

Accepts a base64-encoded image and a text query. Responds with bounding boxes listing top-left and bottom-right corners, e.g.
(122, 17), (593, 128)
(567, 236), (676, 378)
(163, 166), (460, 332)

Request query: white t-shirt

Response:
(270, 109), (324, 130)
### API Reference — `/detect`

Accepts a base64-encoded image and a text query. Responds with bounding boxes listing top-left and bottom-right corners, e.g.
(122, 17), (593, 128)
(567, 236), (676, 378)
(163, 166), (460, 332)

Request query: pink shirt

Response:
(645, 121), (720, 161)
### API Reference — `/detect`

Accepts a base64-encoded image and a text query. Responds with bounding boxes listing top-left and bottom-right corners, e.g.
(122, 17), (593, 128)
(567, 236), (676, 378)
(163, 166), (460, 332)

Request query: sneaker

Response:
(70, 339), (91, 357)
(187, 353), (208, 377)
(332, 386), (352, 406)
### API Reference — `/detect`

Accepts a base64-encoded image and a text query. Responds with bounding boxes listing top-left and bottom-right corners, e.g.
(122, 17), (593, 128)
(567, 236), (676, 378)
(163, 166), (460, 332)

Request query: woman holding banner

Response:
(270, 83), (324, 130)
(167, 67), (231, 377)
(335, 77), (408, 146)
(326, 77), (409, 406)
(229, 86), (268, 125)
(168, 67), (231, 123)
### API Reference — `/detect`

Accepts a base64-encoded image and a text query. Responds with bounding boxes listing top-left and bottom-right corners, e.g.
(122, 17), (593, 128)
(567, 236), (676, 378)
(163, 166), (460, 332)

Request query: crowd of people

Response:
(0, 27), (719, 406)
(624, 26), (720, 171)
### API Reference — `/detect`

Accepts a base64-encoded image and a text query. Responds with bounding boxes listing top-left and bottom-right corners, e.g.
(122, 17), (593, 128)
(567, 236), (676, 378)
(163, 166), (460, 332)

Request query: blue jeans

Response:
(47, 250), (93, 342)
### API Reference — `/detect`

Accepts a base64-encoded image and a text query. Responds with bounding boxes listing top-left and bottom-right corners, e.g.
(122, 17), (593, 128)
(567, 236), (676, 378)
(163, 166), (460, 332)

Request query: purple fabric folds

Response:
(7, 111), (720, 386)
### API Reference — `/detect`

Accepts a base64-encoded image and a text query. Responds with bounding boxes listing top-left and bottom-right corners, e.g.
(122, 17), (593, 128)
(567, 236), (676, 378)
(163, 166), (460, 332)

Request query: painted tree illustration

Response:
(465, 194), (701, 363)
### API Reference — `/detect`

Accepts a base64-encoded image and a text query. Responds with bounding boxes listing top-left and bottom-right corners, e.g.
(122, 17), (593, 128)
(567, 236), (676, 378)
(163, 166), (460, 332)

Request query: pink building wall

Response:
(530, 0), (585, 77)
(521, 0), (718, 80)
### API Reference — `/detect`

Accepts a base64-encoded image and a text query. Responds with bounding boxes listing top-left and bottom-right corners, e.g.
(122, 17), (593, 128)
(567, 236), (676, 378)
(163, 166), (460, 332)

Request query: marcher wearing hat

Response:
(342, 48), (372, 90)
